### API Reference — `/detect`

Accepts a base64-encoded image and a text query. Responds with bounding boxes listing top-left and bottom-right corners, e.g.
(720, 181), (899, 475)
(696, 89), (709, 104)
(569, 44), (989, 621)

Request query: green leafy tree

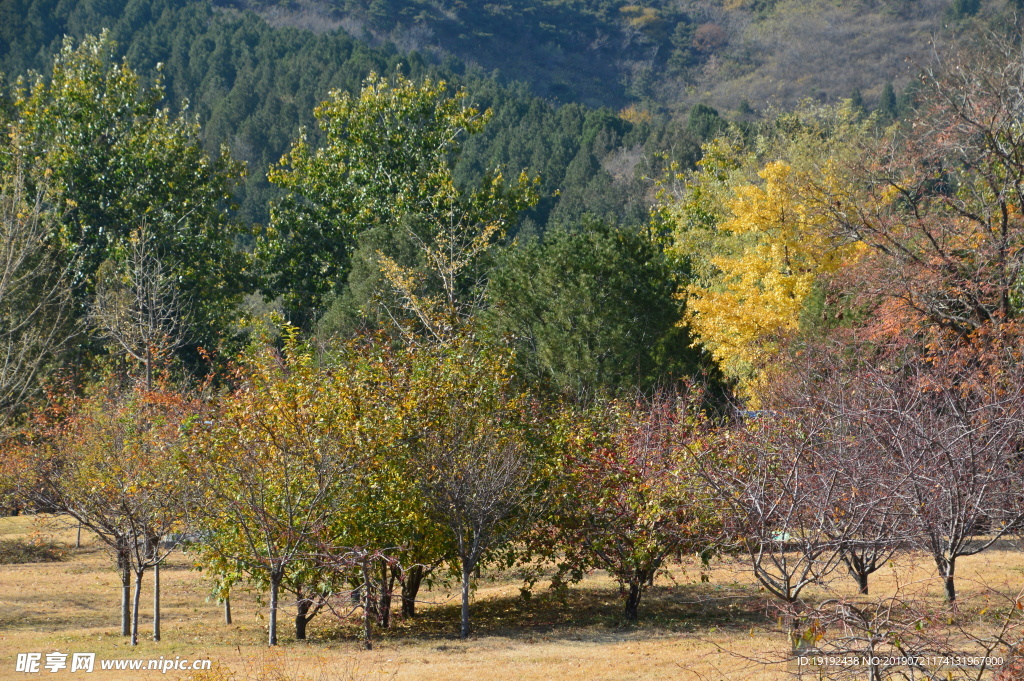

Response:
(262, 73), (535, 330)
(186, 332), (363, 646)
(878, 82), (898, 121)
(487, 220), (708, 398)
(5, 32), (250, 356)
(404, 335), (545, 639)
(316, 338), (451, 625)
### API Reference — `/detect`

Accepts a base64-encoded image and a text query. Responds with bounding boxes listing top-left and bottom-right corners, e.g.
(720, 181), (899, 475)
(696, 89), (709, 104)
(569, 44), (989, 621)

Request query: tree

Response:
(549, 390), (721, 620)
(819, 29), (1024, 365)
(699, 411), (851, 611)
(316, 338), (452, 625)
(749, 342), (909, 597)
(263, 73), (535, 330)
(419, 407), (531, 638)
(409, 337), (541, 638)
(662, 104), (874, 399)
(375, 166), (536, 343)
(675, 156), (863, 392)
(486, 220), (711, 398)
(91, 224), (186, 393)
(6, 32), (250, 355)
(784, 585), (1024, 681)
(0, 154), (73, 426)
(187, 332), (363, 645)
(878, 81), (898, 121)
(855, 359), (1024, 604)
(25, 378), (195, 642)
(89, 223), (187, 641)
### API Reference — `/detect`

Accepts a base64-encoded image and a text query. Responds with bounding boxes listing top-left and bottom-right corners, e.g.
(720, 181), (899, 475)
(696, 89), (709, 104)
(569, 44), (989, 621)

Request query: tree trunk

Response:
(76, 521), (82, 548)
(937, 556), (957, 603)
(460, 560), (472, 639)
(378, 562), (396, 628)
(856, 570), (869, 595)
(269, 573), (280, 646)
(624, 579), (642, 621)
(153, 561), (160, 641)
(224, 595), (232, 625)
(362, 556), (373, 650)
(119, 548), (131, 637)
(131, 569), (144, 646)
(295, 599), (310, 640)
(401, 564), (424, 618)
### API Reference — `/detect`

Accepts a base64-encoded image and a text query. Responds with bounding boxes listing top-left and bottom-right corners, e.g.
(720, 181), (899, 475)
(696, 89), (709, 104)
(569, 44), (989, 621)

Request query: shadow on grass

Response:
(0, 538), (67, 564)
(315, 581), (771, 645)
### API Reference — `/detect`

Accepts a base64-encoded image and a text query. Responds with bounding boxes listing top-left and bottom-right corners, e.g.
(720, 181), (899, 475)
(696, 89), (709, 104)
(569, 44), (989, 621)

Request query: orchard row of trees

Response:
(11, 326), (1024, 644)
(5, 326), (1024, 655)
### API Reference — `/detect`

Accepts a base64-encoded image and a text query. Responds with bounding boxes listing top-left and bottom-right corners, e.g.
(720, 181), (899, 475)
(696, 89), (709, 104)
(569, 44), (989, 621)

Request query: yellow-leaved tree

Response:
(662, 103), (876, 400)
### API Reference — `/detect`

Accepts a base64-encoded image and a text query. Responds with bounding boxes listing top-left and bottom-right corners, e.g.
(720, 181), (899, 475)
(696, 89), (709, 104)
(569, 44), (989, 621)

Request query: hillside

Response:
(1, 0), (995, 232)
(1, 0), (713, 230)
(227, 0), (1015, 115)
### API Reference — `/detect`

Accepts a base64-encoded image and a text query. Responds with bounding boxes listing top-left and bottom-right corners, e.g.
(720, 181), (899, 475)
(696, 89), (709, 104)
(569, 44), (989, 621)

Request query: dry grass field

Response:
(0, 515), (1021, 681)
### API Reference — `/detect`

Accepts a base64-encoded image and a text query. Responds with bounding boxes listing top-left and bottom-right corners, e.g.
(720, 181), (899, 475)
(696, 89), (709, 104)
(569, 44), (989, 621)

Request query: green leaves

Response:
(261, 73), (536, 330)
(5, 32), (251, 355)
(487, 219), (707, 397)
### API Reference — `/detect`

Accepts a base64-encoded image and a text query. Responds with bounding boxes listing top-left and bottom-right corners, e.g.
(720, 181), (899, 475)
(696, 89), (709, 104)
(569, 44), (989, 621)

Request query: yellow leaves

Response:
(682, 160), (863, 393)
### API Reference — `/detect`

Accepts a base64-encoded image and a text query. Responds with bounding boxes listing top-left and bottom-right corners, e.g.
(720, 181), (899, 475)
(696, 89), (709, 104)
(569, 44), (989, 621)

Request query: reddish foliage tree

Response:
(551, 389), (721, 621)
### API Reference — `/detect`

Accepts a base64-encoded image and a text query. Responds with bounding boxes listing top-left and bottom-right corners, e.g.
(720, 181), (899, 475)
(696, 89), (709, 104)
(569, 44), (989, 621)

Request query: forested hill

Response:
(0, 0), (984, 229)
(224, 0), (1013, 113)
(1, 0), (722, 229)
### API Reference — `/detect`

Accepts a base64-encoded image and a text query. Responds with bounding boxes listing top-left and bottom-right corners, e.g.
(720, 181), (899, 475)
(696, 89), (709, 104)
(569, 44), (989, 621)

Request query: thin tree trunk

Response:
(460, 560), (472, 639)
(119, 547), (131, 637)
(131, 569), (144, 646)
(401, 564), (424, 618)
(362, 556), (373, 650)
(269, 573), (280, 646)
(153, 561), (160, 641)
(76, 521), (81, 548)
(295, 598), (309, 640)
(224, 595), (232, 625)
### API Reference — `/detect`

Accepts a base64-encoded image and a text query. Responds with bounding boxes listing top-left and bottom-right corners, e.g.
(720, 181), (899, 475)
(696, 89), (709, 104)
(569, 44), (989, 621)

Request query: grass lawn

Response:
(0, 515), (1020, 681)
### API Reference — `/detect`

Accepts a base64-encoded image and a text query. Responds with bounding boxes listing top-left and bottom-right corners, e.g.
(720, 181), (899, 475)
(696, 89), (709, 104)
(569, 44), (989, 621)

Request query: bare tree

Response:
(90, 223), (186, 391)
(0, 160), (73, 426)
(701, 412), (850, 611)
(763, 350), (907, 596)
(783, 585), (1024, 681)
(829, 454), (906, 597)
(856, 360), (1024, 604)
(416, 403), (535, 639)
